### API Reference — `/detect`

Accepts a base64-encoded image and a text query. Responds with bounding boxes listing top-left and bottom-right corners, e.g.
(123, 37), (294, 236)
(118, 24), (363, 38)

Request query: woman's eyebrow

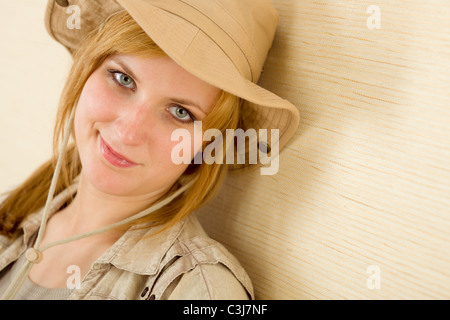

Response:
(170, 97), (207, 116)
(110, 57), (140, 83)
(109, 56), (208, 116)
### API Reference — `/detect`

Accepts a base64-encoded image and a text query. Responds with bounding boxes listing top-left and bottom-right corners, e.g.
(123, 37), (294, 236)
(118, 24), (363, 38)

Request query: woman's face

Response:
(74, 53), (220, 197)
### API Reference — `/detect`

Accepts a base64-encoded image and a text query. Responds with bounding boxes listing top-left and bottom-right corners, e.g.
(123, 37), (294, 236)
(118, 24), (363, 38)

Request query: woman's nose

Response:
(114, 106), (151, 145)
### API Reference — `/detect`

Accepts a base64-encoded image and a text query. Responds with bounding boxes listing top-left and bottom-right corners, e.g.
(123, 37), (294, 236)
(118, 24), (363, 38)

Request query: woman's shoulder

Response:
(105, 214), (254, 299)
(163, 260), (251, 299)
(155, 214), (254, 300)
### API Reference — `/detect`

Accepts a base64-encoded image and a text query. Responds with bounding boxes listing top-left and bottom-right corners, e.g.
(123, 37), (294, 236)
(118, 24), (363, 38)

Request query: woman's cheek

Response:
(79, 70), (120, 119)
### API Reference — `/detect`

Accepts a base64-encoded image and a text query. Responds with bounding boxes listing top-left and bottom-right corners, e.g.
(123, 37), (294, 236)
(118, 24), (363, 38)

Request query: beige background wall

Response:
(1, 1), (449, 299)
(0, 0), (71, 191)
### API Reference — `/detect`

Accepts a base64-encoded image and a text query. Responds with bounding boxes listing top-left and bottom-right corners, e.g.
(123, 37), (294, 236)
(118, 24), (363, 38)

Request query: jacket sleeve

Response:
(163, 263), (250, 300)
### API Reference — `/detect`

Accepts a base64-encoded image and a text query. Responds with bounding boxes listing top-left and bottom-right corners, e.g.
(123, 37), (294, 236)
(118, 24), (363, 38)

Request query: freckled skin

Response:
(75, 53), (220, 197)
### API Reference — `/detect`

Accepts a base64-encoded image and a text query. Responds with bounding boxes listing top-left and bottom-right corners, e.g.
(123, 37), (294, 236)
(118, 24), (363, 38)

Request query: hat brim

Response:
(45, 0), (300, 171)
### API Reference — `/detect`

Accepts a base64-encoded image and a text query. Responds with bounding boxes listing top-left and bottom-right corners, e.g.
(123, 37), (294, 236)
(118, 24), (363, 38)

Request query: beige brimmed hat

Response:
(44, 0), (300, 169)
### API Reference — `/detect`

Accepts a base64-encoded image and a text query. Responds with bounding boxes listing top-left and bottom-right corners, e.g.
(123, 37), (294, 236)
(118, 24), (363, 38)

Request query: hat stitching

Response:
(174, 0), (255, 81)
(210, 0), (256, 76)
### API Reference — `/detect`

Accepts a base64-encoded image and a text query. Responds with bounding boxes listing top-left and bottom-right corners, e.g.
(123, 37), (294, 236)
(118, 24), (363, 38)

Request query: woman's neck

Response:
(60, 173), (167, 234)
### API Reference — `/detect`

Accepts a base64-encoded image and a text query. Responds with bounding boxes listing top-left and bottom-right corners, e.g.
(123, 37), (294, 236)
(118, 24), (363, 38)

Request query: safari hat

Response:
(44, 0), (300, 169)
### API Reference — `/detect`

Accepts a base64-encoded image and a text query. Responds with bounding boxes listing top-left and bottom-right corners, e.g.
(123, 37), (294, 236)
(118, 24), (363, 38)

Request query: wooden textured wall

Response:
(197, 0), (450, 299)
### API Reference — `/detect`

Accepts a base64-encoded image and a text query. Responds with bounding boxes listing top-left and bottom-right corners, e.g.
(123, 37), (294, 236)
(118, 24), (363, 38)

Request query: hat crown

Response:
(147, 0), (279, 82)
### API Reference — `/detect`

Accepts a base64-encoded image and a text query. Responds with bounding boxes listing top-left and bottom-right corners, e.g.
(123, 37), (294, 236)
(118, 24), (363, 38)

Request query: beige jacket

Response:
(0, 186), (253, 300)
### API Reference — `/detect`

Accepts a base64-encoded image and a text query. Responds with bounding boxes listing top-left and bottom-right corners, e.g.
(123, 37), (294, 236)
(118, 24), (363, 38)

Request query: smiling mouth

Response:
(99, 135), (139, 168)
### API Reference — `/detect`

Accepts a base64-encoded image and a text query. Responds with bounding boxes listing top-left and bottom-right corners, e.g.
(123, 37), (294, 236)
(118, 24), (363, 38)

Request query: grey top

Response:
(0, 232), (72, 300)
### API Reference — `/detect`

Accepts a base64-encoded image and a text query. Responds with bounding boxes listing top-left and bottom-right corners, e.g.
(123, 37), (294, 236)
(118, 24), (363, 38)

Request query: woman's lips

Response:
(99, 135), (139, 168)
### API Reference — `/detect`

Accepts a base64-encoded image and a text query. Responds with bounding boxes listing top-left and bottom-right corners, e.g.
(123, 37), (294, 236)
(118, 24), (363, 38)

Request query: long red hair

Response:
(0, 11), (242, 239)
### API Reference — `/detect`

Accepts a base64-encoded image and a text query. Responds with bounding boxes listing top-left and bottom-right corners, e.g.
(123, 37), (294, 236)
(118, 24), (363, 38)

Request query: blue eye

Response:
(109, 71), (135, 89)
(168, 105), (194, 123)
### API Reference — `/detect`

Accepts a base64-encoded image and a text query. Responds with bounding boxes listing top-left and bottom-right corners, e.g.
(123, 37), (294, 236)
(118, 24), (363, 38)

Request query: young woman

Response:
(0, 0), (299, 300)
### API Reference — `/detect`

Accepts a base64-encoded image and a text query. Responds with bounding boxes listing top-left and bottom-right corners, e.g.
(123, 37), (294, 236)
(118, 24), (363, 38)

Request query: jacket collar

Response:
(96, 217), (187, 275)
(17, 181), (187, 275)
(18, 181), (79, 247)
